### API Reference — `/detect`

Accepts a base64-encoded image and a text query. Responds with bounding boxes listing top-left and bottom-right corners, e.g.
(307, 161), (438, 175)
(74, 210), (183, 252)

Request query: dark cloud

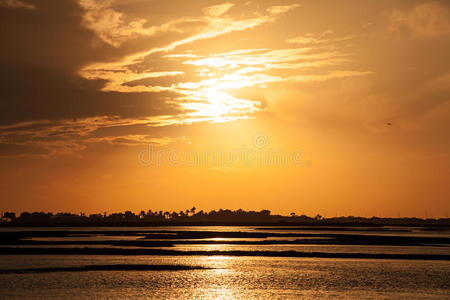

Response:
(0, 0), (185, 155)
(0, 0), (182, 124)
(123, 74), (185, 88)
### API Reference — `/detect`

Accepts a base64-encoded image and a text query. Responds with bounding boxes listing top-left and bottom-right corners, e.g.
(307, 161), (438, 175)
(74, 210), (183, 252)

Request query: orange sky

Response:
(0, 0), (449, 217)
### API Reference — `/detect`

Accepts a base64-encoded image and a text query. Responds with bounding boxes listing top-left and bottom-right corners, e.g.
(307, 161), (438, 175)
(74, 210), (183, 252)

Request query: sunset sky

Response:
(0, 0), (449, 217)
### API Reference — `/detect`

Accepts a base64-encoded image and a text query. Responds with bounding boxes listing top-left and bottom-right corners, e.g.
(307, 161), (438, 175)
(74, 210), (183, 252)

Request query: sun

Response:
(176, 58), (267, 124)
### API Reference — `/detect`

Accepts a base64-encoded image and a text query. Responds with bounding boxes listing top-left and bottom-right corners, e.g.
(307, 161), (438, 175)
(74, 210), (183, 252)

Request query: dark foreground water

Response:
(0, 226), (449, 299)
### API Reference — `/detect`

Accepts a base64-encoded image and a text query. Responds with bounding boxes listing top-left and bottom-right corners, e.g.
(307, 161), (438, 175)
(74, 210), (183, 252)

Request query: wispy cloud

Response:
(0, 0), (34, 9)
(86, 135), (189, 147)
(289, 70), (372, 82)
(81, 70), (184, 92)
(182, 48), (347, 70)
(78, 0), (204, 47)
(0, 116), (194, 156)
(286, 30), (354, 45)
(266, 4), (301, 15)
(79, 2), (302, 85)
(203, 3), (235, 17)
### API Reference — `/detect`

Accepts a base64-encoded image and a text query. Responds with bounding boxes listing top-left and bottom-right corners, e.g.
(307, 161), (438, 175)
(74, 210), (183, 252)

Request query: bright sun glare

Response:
(177, 56), (268, 123)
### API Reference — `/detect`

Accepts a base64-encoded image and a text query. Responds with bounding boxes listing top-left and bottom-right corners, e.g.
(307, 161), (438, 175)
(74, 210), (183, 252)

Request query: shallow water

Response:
(0, 226), (449, 299)
(0, 255), (449, 299)
(164, 243), (450, 255)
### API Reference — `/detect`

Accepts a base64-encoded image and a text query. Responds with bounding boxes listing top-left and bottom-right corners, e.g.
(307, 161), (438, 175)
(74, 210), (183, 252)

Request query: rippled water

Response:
(0, 226), (449, 299)
(1, 255), (449, 299)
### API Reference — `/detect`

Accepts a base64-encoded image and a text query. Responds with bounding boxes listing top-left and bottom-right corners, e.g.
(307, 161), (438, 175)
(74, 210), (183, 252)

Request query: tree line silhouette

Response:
(1, 208), (449, 226)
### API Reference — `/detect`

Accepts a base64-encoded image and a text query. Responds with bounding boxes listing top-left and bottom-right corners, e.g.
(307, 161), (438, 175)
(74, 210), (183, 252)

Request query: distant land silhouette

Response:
(1, 208), (449, 227)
